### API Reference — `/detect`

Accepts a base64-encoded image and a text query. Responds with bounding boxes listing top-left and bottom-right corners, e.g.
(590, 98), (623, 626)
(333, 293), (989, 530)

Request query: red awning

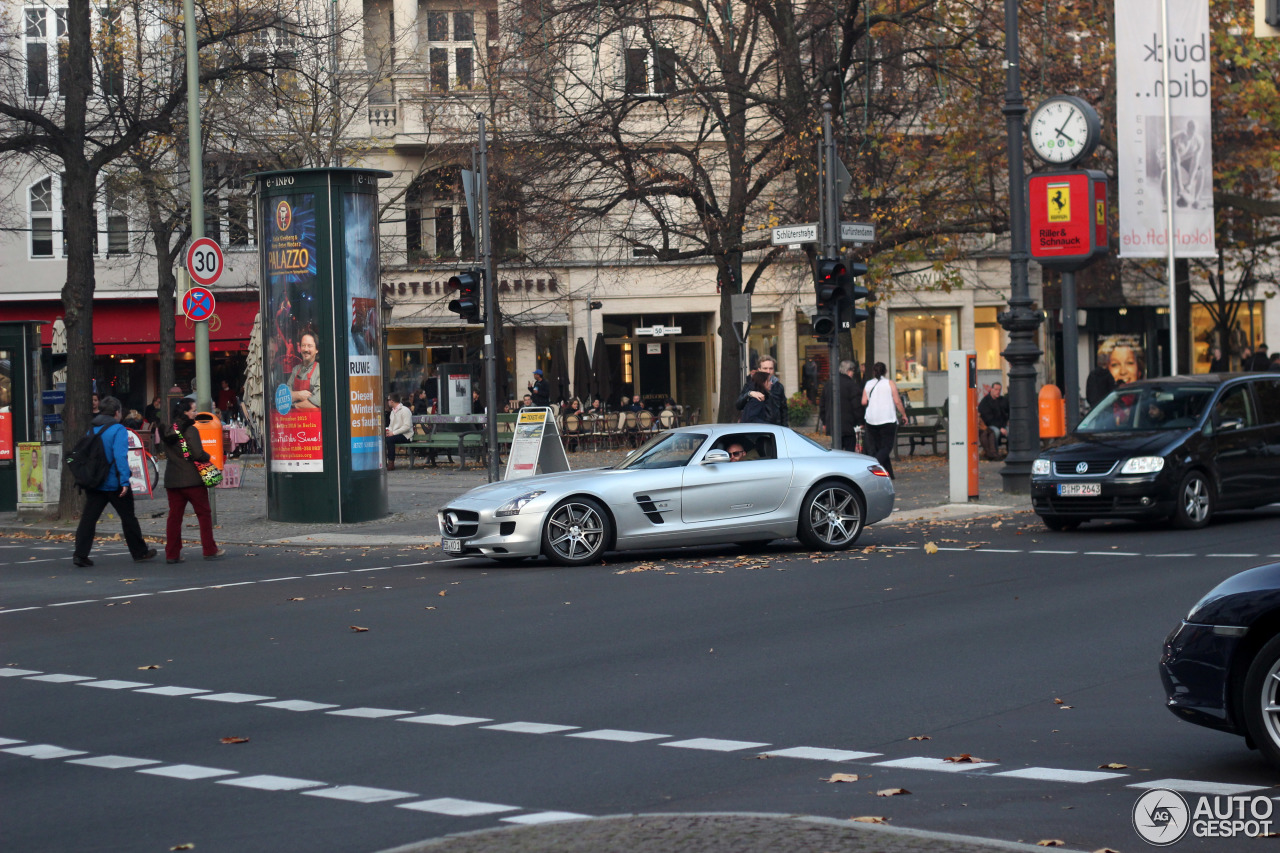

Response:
(17, 298), (259, 354)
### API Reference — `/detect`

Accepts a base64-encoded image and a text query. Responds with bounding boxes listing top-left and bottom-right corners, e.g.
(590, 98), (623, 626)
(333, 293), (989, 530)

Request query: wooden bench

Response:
(895, 403), (948, 457)
(397, 414), (520, 470)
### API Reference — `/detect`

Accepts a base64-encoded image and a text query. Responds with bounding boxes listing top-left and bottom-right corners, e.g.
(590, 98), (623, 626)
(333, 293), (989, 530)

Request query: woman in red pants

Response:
(161, 399), (226, 564)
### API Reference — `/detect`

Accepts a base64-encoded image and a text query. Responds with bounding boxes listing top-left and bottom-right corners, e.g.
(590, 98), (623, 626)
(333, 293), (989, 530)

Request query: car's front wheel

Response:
(797, 480), (865, 551)
(1171, 470), (1213, 530)
(1242, 634), (1280, 770)
(541, 497), (610, 566)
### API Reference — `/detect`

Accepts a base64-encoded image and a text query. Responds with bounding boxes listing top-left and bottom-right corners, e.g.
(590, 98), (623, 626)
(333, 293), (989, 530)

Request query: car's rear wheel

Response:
(797, 480), (865, 551)
(541, 497), (610, 566)
(1241, 634), (1280, 770)
(1040, 515), (1081, 532)
(1171, 470), (1213, 530)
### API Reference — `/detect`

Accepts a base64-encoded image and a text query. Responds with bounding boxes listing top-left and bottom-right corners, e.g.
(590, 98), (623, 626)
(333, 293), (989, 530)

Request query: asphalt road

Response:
(4, 507), (1280, 852)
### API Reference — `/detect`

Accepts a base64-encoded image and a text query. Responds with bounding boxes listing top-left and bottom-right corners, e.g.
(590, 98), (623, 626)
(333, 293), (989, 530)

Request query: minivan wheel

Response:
(1242, 634), (1280, 770)
(1171, 470), (1213, 530)
(1040, 515), (1080, 532)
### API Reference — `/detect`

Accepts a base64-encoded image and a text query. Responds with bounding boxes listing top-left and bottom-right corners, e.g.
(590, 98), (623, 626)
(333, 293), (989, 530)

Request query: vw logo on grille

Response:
(1075, 462), (1089, 474)
(444, 512), (460, 535)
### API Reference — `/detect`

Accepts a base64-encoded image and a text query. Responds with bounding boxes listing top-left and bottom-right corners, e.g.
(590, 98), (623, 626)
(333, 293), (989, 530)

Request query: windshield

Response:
(1076, 385), (1213, 432)
(614, 431), (709, 470)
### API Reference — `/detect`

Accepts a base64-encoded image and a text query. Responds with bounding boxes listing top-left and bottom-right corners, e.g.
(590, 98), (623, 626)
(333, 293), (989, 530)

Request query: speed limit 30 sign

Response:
(186, 237), (224, 287)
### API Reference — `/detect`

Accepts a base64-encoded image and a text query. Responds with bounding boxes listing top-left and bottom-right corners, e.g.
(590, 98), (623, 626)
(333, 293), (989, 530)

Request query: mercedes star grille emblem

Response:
(445, 512), (459, 535)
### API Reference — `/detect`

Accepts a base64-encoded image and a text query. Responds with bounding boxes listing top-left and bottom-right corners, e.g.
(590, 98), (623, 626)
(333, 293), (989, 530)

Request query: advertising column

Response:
(257, 168), (391, 523)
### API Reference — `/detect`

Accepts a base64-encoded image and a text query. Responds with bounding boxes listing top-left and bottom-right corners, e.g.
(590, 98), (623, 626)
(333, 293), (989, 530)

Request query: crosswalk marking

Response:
(874, 756), (997, 772)
(1128, 778), (1266, 795)
(193, 692), (274, 703)
(399, 713), (493, 726)
(325, 707), (412, 719)
(397, 797), (520, 816)
(483, 721), (579, 734)
(68, 755), (162, 769)
(302, 785), (416, 803)
(3, 744), (88, 759)
(662, 738), (770, 752)
(77, 680), (152, 690)
(138, 764), (237, 780)
(218, 774), (327, 791)
(567, 729), (671, 743)
(259, 699), (340, 712)
(994, 767), (1127, 783)
(764, 746), (881, 761)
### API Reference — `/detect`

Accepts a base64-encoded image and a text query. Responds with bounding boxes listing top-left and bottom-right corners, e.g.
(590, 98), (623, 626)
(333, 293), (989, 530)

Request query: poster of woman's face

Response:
(1097, 334), (1145, 386)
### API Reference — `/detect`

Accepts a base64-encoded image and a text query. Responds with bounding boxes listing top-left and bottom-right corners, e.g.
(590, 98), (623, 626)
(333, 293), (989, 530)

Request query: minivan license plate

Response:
(1058, 483), (1101, 497)
(442, 538), (462, 553)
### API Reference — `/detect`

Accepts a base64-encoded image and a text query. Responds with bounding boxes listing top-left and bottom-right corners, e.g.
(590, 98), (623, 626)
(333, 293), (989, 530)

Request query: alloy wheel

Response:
(807, 486), (862, 547)
(546, 501), (605, 562)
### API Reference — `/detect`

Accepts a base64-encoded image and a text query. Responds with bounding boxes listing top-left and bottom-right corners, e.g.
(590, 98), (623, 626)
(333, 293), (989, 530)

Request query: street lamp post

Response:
(997, 0), (1042, 494)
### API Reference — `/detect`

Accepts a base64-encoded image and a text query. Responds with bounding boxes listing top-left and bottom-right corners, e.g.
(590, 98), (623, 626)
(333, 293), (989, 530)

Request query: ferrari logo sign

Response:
(1046, 181), (1072, 222)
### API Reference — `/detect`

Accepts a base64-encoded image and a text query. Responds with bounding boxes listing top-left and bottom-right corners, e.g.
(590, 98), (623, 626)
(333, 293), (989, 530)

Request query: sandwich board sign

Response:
(504, 408), (571, 480)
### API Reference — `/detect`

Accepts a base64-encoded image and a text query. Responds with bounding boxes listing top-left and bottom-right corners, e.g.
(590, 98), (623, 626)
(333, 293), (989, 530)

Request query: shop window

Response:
(974, 306), (1004, 372)
(890, 309), (956, 395)
(746, 312), (779, 372)
(1190, 302), (1265, 373)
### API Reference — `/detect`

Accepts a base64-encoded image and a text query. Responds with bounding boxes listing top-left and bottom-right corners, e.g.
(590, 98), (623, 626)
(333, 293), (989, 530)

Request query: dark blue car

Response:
(1161, 563), (1280, 768)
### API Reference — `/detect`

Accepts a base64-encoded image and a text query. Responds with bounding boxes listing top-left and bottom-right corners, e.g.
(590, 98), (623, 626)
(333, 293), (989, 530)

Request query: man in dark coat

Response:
(527, 369), (550, 406)
(821, 360), (863, 451)
(734, 356), (788, 426)
(1084, 353), (1114, 409)
(978, 382), (1011, 460)
(1249, 344), (1271, 371)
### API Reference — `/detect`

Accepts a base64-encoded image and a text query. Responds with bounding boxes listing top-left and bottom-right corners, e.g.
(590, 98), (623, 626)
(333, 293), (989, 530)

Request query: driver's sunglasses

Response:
(729, 450), (746, 458)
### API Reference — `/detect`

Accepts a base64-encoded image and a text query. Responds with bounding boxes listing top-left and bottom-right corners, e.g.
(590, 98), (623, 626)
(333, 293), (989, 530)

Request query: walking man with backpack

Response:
(71, 395), (156, 567)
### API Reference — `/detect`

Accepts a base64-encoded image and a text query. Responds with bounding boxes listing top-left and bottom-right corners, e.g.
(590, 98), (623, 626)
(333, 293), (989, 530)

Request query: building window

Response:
(29, 177), (56, 258)
(104, 180), (129, 256)
(624, 44), (676, 96)
(889, 309), (957, 397)
(425, 10), (475, 91)
(406, 168), (475, 261)
(25, 7), (67, 98)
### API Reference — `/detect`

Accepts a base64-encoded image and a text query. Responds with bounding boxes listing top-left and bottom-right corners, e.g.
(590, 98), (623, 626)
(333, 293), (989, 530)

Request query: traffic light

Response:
(447, 268), (483, 323)
(815, 257), (845, 311)
(846, 260), (870, 326)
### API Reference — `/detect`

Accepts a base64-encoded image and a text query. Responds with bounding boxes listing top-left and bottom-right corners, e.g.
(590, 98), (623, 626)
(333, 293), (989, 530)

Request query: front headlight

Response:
(1120, 456), (1165, 474)
(1032, 458), (1051, 475)
(495, 490), (546, 517)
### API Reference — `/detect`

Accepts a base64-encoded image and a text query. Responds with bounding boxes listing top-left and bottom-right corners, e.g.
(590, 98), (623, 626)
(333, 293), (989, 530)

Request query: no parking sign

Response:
(182, 286), (216, 322)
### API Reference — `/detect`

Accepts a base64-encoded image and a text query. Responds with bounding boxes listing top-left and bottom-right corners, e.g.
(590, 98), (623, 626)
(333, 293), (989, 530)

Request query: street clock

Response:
(1028, 95), (1101, 167)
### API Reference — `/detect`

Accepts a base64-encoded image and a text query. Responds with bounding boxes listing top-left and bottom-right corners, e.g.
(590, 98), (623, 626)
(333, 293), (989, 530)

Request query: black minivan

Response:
(1031, 373), (1280, 530)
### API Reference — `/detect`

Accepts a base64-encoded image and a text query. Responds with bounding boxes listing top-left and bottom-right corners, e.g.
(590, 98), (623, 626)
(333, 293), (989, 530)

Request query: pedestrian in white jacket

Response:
(385, 393), (413, 470)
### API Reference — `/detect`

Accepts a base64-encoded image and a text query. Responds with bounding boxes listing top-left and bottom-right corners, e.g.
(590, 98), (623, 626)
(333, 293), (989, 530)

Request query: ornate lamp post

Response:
(998, 0), (1042, 494)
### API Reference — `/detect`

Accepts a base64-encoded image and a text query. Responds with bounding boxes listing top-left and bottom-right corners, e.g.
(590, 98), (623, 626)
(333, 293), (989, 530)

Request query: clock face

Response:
(1029, 97), (1097, 165)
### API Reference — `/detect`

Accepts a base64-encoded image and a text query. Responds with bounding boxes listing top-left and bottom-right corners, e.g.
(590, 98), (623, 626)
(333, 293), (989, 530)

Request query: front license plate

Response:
(1058, 482), (1101, 497)
(442, 538), (463, 553)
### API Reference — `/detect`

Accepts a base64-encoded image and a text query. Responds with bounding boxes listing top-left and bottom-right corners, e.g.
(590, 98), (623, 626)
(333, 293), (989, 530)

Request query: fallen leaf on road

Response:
(1054, 697), (1065, 704)
(138, 665), (160, 670)
(875, 788), (910, 797)
(851, 816), (888, 824)
(1058, 705), (1074, 710)
(821, 773), (860, 783)
(349, 625), (369, 632)
(424, 606), (437, 610)
(1036, 842), (1065, 848)
(438, 590), (447, 596)
(943, 754), (985, 763)
(1099, 762), (1127, 769)
(923, 542), (939, 555)
(170, 845), (194, 850)
(287, 597), (305, 602)
(1092, 848), (1123, 852)
(220, 737), (249, 744)
(992, 521), (1002, 528)
(908, 735), (930, 741)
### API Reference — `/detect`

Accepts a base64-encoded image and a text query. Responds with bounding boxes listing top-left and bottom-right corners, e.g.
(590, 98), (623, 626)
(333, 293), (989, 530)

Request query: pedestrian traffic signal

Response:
(447, 268), (483, 323)
(846, 260), (870, 326)
(815, 258), (845, 310)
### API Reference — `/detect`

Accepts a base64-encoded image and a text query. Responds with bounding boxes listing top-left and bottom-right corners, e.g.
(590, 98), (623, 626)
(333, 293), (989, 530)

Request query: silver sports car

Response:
(437, 424), (895, 565)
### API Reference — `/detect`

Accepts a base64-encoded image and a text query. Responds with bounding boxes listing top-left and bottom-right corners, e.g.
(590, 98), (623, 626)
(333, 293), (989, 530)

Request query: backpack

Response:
(66, 425), (113, 490)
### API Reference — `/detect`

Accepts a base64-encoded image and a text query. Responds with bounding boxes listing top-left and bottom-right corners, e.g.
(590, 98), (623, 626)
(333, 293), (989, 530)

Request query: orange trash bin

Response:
(1038, 384), (1066, 438)
(193, 412), (226, 469)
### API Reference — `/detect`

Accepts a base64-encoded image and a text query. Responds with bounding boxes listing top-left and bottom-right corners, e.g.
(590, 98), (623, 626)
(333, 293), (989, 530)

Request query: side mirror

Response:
(702, 449), (731, 464)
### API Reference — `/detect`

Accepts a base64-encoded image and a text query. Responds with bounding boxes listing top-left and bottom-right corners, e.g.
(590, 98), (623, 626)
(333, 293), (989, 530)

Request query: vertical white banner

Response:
(1115, 0), (1216, 257)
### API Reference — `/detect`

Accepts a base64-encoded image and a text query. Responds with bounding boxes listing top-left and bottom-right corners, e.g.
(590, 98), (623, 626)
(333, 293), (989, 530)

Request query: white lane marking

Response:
(3, 744), (88, 759)
(259, 700), (340, 712)
(0, 608), (41, 613)
(567, 729), (671, 743)
(661, 738), (771, 752)
(1029, 550), (1077, 555)
(134, 686), (210, 696)
(399, 714), (492, 726)
(351, 567), (388, 572)
(138, 764), (237, 780)
(1208, 554), (1259, 558)
(306, 572), (349, 577)
(481, 721), (580, 735)
(502, 812), (592, 825)
(1160, 554), (1195, 557)
(193, 692), (275, 704)
(78, 680), (152, 690)
(211, 582), (256, 588)
(69, 755), (162, 769)
(976, 549), (1022, 553)
(158, 587), (208, 594)
(873, 756), (997, 772)
(0, 668), (41, 677)
(764, 746), (881, 761)
(0, 737), (25, 746)
(302, 785), (417, 803)
(218, 774), (327, 791)
(398, 797), (520, 816)
(995, 767), (1126, 783)
(48, 600), (99, 607)
(1083, 551), (1140, 556)
(326, 708), (413, 719)
(1128, 778), (1266, 795)
(261, 577), (302, 582)
(105, 594), (152, 599)
(25, 674), (95, 683)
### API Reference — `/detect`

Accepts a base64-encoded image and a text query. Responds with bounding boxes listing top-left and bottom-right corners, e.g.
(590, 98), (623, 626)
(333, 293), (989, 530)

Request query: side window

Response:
(716, 433), (777, 461)
(1213, 385), (1256, 429)
(1252, 379), (1280, 426)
